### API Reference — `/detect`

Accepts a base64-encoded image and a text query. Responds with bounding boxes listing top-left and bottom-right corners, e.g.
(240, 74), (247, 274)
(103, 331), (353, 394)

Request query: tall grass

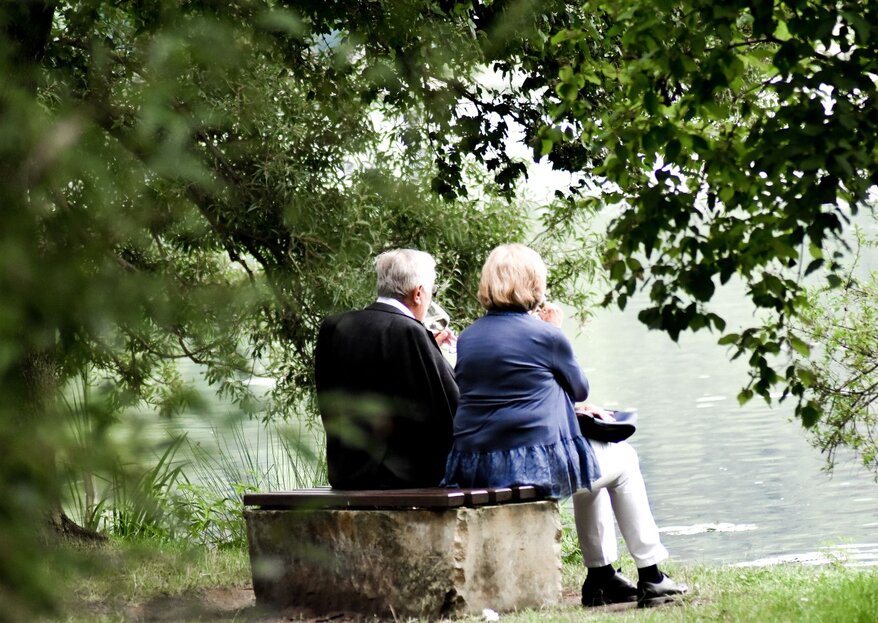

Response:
(59, 368), (188, 540)
(560, 507), (584, 566)
(169, 419), (327, 547)
(60, 369), (327, 546)
(184, 417), (326, 492)
(105, 436), (187, 539)
(59, 371), (105, 532)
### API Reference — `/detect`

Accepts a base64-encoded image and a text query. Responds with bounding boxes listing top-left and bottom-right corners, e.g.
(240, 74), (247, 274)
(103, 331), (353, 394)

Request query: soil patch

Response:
(85, 586), (628, 621)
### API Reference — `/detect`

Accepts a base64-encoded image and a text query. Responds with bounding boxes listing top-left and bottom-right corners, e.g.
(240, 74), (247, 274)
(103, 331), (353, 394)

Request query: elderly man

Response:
(315, 249), (458, 489)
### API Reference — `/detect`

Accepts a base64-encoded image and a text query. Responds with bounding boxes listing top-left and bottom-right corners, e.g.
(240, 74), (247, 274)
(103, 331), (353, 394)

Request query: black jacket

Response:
(315, 302), (458, 489)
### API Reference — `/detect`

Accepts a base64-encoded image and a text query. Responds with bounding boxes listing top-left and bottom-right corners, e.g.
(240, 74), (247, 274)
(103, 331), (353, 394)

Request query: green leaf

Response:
(804, 259), (823, 275)
(688, 268), (716, 301)
(826, 274), (843, 288)
(609, 260), (626, 281)
(719, 186), (734, 204)
(718, 333), (740, 346)
(708, 313), (727, 332)
(789, 336), (810, 357)
(737, 388), (754, 405)
(556, 82), (579, 100)
(797, 367), (817, 387)
(799, 402), (821, 428)
(550, 29), (580, 45)
(773, 20), (791, 41)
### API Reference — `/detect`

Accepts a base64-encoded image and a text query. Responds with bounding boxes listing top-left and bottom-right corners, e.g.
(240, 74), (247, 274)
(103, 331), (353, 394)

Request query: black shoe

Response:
(581, 570), (638, 607)
(637, 572), (688, 608)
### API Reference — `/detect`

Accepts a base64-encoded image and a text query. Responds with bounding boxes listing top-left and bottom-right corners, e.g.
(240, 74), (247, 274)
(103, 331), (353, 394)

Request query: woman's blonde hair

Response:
(477, 244), (547, 311)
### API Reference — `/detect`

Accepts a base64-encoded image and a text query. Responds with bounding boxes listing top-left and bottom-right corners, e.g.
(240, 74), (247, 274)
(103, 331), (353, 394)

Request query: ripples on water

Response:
(574, 278), (878, 567)
(734, 543), (878, 568)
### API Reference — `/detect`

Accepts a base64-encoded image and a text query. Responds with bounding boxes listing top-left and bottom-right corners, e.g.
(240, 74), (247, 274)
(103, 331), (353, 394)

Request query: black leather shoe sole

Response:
(638, 593), (683, 608)
(583, 591), (638, 607)
(637, 573), (688, 608)
(582, 571), (638, 607)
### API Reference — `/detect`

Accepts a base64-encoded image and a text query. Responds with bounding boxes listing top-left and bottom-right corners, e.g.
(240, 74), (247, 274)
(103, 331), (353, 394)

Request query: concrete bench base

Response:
(245, 500), (561, 619)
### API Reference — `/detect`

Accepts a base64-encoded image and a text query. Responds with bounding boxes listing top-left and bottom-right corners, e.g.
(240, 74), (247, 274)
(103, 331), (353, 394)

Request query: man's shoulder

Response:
(322, 304), (423, 332)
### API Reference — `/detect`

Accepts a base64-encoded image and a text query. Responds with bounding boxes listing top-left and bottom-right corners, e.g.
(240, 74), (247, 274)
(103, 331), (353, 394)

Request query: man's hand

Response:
(537, 302), (563, 327)
(433, 328), (457, 349)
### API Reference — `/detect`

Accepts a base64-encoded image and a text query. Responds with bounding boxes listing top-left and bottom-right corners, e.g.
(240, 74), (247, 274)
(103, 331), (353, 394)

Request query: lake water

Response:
(572, 242), (878, 567)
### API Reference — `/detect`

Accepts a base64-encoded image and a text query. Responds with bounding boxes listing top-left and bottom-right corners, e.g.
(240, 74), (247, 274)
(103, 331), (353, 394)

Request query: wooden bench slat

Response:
(242, 486), (544, 509)
(513, 485), (538, 501)
(244, 490), (465, 509)
(487, 488), (512, 503)
(463, 489), (490, 505)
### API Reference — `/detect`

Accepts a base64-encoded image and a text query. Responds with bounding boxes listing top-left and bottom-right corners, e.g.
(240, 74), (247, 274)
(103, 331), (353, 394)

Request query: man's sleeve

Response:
(394, 324), (458, 481)
(404, 325), (459, 420)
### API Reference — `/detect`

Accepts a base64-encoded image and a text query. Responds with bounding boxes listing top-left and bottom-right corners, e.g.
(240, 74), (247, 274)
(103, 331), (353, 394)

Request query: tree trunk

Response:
(1, 0), (105, 544)
(14, 350), (107, 543)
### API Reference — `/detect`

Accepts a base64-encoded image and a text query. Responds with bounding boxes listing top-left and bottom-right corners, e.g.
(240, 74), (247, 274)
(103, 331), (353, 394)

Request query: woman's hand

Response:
(537, 302), (564, 327)
(575, 404), (616, 421)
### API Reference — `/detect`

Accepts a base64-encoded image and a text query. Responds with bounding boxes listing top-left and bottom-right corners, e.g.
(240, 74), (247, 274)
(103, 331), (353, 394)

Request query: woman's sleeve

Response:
(551, 330), (590, 401)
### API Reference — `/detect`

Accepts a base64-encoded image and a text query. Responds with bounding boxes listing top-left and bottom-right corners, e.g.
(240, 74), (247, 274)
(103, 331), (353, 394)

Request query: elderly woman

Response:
(443, 244), (686, 608)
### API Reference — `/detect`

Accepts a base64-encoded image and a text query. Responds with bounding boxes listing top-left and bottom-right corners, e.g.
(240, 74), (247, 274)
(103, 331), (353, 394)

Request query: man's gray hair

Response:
(375, 249), (437, 299)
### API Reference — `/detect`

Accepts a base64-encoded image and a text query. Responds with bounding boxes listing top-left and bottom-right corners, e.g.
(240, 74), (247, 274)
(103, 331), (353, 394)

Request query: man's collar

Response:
(375, 296), (415, 319)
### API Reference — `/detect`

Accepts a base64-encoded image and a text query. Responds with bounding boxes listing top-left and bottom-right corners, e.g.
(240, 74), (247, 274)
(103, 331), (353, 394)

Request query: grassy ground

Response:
(51, 539), (252, 622)
(50, 539), (878, 622)
(549, 561), (878, 623)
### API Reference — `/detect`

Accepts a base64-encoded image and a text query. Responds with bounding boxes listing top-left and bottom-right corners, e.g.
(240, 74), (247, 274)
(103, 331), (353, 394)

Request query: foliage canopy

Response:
(0, 1), (542, 616)
(426, 0), (878, 468)
(3, 0), (878, 616)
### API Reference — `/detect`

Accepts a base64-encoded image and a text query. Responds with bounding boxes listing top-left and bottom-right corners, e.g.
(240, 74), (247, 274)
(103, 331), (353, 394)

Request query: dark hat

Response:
(576, 409), (637, 443)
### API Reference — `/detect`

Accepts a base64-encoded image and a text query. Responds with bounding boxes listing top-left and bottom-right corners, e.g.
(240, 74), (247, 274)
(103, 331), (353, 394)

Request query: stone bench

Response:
(243, 486), (562, 619)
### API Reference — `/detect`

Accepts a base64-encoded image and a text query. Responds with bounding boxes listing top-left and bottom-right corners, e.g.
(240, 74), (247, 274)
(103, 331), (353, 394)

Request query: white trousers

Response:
(571, 440), (669, 568)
